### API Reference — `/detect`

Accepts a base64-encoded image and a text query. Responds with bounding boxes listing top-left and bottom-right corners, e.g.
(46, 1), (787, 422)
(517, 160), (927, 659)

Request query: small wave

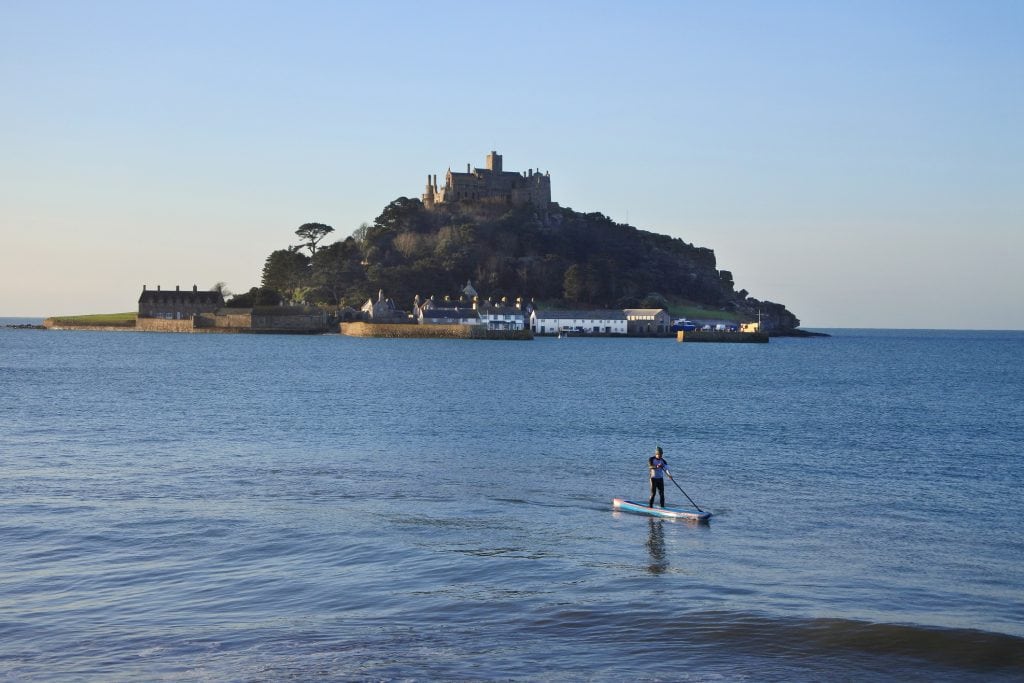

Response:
(531, 608), (1024, 673)
(715, 613), (1024, 671)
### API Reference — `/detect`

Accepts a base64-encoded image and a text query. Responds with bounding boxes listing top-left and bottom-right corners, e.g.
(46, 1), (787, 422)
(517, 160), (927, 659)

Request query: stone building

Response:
(422, 151), (551, 208)
(361, 290), (409, 322)
(138, 285), (223, 320)
(624, 308), (673, 336)
(413, 294), (477, 325)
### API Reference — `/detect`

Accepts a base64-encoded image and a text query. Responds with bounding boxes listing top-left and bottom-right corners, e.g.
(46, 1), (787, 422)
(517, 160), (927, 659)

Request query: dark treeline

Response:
(228, 198), (799, 329)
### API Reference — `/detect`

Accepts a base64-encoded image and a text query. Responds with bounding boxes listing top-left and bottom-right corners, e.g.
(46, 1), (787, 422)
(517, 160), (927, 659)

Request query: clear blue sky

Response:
(2, 0), (1021, 328)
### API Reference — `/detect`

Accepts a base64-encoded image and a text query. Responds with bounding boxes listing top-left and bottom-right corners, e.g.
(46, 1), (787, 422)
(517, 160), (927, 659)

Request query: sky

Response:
(1, 1), (1021, 329)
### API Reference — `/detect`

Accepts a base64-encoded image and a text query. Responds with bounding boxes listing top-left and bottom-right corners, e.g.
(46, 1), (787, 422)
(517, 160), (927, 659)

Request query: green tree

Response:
(226, 287), (282, 308)
(641, 292), (670, 309)
(311, 238), (366, 305)
(295, 222), (335, 255)
(262, 249), (310, 302)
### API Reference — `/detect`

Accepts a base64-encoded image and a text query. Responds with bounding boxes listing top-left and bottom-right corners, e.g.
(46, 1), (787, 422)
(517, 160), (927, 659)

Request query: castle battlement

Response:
(422, 151), (551, 209)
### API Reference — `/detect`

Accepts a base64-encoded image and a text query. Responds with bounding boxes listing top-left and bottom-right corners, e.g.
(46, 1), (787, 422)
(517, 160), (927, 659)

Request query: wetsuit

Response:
(649, 456), (667, 507)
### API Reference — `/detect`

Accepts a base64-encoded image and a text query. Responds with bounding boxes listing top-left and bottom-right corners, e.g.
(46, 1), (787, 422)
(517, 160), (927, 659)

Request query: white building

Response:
(478, 305), (526, 331)
(530, 309), (627, 336)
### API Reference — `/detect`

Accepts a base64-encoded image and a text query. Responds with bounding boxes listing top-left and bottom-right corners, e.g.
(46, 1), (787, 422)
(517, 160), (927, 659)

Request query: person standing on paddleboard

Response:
(648, 446), (668, 508)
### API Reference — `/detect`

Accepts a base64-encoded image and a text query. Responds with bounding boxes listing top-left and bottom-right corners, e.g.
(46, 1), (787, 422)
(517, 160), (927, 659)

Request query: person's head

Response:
(655, 446), (663, 457)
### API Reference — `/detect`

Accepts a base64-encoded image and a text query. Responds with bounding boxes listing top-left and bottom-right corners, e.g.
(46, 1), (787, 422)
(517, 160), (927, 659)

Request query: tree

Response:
(295, 222), (335, 255)
(262, 249), (310, 302)
(226, 287), (282, 307)
(350, 222), (371, 243)
(209, 281), (231, 298)
(641, 292), (670, 310)
(563, 264), (585, 302)
(311, 238), (366, 305)
(373, 197), (425, 233)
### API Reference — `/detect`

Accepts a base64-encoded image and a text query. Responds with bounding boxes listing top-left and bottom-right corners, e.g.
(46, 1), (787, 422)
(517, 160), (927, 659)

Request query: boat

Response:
(612, 498), (712, 521)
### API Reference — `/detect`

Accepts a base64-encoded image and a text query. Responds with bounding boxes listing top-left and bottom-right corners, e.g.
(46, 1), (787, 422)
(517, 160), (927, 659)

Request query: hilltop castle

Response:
(422, 151), (551, 209)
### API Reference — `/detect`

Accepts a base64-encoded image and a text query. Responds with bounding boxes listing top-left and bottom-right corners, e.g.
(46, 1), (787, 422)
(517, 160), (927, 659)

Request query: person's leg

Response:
(649, 479), (657, 507)
(657, 479), (665, 507)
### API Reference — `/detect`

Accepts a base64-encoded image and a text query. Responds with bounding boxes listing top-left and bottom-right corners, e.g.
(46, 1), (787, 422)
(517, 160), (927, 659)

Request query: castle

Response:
(422, 151), (551, 208)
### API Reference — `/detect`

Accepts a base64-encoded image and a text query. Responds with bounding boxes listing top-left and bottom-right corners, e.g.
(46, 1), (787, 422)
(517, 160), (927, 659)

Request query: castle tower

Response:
(422, 174), (435, 207)
(486, 151), (502, 173)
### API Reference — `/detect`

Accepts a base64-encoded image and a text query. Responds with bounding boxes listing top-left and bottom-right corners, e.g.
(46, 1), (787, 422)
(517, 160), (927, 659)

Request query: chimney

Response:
(176, 285), (180, 291)
(142, 285), (147, 291)
(467, 163), (471, 173)
(157, 285), (161, 291)
(193, 284), (198, 292)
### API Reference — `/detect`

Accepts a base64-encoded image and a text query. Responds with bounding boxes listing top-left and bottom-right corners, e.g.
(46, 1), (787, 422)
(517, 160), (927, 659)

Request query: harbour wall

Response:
(677, 330), (769, 343)
(42, 323), (138, 332)
(136, 318), (194, 333)
(341, 322), (532, 340)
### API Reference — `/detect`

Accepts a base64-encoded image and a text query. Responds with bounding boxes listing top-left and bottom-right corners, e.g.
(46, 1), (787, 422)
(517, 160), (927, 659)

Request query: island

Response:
(46, 151), (820, 341)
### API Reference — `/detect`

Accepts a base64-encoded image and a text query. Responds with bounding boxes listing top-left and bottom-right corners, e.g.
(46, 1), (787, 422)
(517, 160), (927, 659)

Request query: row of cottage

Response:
(362, 286), (675, 336)
(137, 283), (677, 336)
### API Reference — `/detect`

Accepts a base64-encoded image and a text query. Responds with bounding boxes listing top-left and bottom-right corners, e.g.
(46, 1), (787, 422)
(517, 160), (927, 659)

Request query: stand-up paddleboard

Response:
(613, 498), (712, 521)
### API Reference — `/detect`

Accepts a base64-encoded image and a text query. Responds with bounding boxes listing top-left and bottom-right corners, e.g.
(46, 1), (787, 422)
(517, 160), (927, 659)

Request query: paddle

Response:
(664, 470), (704, 513)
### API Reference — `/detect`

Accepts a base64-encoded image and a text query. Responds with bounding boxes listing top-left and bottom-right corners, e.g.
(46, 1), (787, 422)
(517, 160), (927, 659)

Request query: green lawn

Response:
(666, 303), (746, 322)
(532, 299), (750, 322)
(49, 312), (137, 327)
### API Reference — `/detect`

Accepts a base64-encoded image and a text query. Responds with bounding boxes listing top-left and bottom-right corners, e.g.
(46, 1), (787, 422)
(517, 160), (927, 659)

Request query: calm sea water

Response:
(1, 322), (1022, 681)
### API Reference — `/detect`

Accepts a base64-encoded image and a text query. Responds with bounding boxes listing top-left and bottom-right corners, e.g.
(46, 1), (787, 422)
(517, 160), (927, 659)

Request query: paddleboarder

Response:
(648, 446), (668, 507)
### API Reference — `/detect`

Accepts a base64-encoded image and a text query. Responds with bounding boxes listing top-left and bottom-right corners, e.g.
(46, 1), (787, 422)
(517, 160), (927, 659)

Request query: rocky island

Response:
(47, 151), (810, 338)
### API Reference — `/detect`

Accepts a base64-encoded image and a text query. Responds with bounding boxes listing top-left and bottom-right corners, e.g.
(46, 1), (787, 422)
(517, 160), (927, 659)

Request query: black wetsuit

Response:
(649, 456), (667, 507)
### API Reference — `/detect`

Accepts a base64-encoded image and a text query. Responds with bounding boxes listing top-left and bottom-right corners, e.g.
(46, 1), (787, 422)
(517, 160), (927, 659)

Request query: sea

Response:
(1, 320), (1022, 682)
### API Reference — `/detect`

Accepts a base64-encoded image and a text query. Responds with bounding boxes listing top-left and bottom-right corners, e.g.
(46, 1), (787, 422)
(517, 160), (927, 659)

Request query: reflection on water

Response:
(645, 518), (668, 574)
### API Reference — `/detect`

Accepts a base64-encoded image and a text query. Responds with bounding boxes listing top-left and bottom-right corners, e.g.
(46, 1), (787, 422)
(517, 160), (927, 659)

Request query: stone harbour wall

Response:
(136, 318), (196, 333)
(42, 323), (138, 332)
(677, 330), (768, 343)
(341, 322), (532, 340)
(195, 312), (252, 329)
(252, 312), (329, 332)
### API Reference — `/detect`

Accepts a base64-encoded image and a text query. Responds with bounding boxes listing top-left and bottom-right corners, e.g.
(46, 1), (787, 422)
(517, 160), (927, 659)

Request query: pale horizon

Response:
(2, 1), (1021, 330)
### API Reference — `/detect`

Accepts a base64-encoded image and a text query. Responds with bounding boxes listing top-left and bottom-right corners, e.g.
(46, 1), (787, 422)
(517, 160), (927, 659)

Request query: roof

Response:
(421, 309), (479, 322)
(479, 306), (523, 316)
(531, 309), (627, 321)
(623, 308), (669, 316)
(419, 299), (474, 311)
(139, 288), (223, 305)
